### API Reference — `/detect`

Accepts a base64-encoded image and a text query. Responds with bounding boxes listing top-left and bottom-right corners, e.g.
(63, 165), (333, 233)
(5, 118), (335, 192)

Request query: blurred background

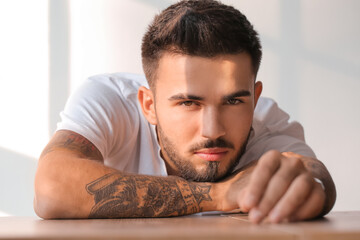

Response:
(0, 0), (359, 217)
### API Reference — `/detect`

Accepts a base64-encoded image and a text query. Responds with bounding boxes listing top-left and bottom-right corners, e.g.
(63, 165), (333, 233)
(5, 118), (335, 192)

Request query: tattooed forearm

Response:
(86, 172), (212, 218)
(40, 130), (103, 161)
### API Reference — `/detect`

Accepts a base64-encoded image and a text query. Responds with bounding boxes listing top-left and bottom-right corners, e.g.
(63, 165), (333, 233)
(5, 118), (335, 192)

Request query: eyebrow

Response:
(223, 90), (251, 101)
(168, 90), (251, 101)
(168, 94), (204, 101)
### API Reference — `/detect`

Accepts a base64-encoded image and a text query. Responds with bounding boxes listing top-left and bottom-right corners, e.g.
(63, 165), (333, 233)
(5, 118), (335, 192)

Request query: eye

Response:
(227, 99), (243, 105)
(180, 101), (196, 107)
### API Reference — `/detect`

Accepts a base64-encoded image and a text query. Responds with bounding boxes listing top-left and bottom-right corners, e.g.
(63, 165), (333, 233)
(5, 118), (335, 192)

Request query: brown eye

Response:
(181, 101), (194, 106)
(227, 99), (242, 105)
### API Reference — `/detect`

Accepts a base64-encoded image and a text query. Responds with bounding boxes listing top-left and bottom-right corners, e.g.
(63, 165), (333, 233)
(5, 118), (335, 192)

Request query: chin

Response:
(190, 165), (226, 182)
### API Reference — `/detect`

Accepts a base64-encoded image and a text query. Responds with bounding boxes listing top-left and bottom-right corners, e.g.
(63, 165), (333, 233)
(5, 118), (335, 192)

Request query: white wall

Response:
(0, 0), (48, 216)
(0, 0), (359, 216)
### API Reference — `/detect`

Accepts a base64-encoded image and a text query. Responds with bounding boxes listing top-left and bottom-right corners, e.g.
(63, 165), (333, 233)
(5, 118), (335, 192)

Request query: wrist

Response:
(194, 182), (221, 212)
(204, 181), (230, 212)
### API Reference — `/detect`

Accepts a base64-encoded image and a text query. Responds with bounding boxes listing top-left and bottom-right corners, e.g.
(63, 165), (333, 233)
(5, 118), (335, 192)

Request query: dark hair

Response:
(141, 0), (262, 89)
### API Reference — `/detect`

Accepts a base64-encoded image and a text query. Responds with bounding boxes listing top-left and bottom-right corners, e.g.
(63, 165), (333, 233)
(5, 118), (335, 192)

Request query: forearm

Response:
(86, 172), (216, 218)
(34, 151), (217, 219)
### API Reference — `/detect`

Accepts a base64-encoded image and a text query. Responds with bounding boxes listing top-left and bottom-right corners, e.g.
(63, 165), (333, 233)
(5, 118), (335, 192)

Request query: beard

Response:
(157, 126), (251, 182)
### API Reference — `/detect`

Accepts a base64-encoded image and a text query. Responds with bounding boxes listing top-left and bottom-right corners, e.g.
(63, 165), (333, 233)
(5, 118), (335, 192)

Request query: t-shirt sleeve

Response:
(56, 77), (134, 159)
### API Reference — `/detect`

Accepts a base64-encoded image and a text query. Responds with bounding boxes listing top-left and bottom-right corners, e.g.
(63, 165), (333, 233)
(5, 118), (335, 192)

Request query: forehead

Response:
(154, 53), (255, 97)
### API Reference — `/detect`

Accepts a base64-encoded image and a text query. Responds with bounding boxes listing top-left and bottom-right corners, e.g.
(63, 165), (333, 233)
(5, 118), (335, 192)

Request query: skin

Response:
(34, 52), (336, 223)
(139, 53), (262, 182)
(35, 130), (219, 218)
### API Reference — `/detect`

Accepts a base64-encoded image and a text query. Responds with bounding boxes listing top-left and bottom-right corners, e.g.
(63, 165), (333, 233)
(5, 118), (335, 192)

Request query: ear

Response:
(138, 86), (157, 125)
(254, 81), (263, 108)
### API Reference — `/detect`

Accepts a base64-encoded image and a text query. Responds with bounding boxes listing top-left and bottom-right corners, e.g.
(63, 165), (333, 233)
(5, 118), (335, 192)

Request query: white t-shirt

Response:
(57, 72), (315, 176)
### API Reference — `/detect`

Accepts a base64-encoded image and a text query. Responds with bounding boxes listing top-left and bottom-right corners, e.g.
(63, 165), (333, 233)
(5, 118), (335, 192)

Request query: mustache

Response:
(189, 138), (235, 152)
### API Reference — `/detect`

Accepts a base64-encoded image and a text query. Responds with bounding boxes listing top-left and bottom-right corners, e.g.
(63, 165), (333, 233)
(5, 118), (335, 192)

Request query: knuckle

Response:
(257, 156), (268, 167)
(269, 149), (282, 160)
(287, 157), (304, 169)
(299, 173), (314, 186)
(267, 149), (281, 156)
(259, 150), (281, 168)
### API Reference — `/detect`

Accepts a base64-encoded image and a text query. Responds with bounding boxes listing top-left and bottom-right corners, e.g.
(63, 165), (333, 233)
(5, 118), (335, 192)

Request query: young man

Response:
(34, 0), (336, 223)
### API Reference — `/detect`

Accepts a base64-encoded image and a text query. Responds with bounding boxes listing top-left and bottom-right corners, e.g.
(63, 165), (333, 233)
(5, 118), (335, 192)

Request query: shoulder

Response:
(254, 97), (289, 123)
(71, 72), (149, 131)
(67, 72), (149, 115)
(58, 73), (149, 159)
(253, 97), (304, 140)
(86, 72), (148, 98)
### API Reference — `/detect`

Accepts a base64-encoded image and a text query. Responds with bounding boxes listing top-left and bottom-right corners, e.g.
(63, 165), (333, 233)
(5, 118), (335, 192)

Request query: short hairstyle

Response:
(141, 0), (262, 89)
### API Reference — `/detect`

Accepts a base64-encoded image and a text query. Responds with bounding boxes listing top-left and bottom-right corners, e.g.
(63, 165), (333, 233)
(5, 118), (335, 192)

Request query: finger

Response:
(289, 181), (326, 222)
(267, 173), (314, 223)
(249, 156), (304, 223)
(240, 150), (281, 211)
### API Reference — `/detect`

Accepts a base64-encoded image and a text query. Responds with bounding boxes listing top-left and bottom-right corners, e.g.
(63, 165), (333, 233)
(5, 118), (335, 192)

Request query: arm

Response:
(35, 131), (335, 220)
(34, 130), (224, 218)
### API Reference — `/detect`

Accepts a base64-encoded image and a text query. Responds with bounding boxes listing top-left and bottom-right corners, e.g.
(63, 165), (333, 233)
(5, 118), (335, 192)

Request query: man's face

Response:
(149, 53), (261, 182)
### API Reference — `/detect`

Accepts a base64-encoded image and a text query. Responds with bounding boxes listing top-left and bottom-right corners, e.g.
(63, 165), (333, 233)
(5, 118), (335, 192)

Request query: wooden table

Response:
(0, 211), (359, 240)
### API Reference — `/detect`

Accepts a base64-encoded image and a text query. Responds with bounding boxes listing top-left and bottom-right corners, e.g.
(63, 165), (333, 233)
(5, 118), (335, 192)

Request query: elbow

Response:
(34, 153), (93, 219)
(34, 165), (76, 219)
(34, 162), (89, 219)
(34, 177), (63, 219)
(34, 155), (64, 219)
(33, 195), (56, 220)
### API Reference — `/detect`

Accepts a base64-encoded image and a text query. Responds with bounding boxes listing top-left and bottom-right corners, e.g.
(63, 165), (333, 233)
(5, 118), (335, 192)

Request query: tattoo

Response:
(86, 173), (212, 218)
(189, 184), (212, 205)
(40, 130), (103, 161)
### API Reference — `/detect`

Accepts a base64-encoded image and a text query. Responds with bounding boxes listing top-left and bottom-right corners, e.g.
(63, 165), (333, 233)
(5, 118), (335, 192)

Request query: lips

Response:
(194, 148), (228, 161)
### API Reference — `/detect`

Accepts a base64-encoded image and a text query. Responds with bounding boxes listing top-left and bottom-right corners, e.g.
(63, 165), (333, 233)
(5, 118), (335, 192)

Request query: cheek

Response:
(223, 108), (253, 141)
(156, 106), (199, 147)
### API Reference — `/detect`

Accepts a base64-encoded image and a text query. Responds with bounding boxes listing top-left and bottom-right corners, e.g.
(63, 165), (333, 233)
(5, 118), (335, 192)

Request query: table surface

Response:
(0, 211), (359, 240)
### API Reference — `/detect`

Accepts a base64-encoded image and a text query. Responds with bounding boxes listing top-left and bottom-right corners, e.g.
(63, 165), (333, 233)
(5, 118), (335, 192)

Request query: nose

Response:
(201, 107), (226, 139)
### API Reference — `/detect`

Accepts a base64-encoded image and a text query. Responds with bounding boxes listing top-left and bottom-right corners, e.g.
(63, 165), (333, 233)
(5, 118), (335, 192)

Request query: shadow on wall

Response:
(0, 146), (37, 216)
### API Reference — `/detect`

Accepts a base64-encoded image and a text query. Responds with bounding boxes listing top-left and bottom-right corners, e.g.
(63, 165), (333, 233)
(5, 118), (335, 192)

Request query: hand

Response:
(214, 160), (257, 212)
(238, 150), (326, 223)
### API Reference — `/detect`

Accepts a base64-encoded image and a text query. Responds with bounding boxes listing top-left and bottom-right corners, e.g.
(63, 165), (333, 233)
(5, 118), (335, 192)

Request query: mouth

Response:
(194, 148), (229, 161)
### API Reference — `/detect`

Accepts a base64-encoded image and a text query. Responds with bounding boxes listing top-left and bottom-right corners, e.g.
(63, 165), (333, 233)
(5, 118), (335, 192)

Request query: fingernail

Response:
(249, 209), (263, 223)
